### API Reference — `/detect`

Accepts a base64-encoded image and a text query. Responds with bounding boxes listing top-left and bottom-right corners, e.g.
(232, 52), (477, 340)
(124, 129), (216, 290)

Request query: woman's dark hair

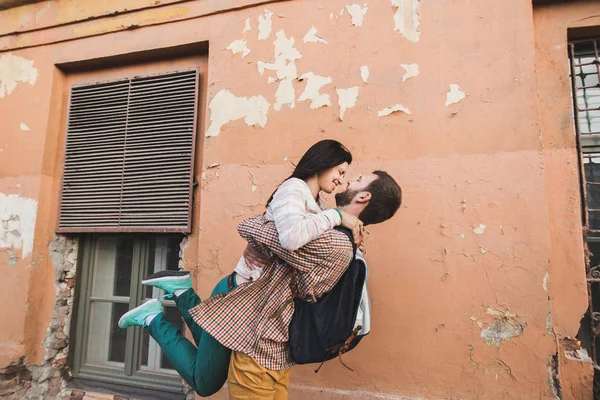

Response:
(267, 139), (353, 205)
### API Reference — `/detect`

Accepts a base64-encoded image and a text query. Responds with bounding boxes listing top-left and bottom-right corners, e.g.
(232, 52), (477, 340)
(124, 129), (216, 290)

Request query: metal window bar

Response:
(569, 38), (600, 388)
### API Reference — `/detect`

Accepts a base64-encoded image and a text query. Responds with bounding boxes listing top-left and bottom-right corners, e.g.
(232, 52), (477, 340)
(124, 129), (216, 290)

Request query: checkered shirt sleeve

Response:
(238, 215), (353, 276)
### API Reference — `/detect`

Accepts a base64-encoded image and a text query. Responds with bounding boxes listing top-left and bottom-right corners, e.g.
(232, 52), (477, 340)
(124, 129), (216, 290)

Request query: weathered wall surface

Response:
(0, 0), (595, 398)
(533, 3), (600, 399)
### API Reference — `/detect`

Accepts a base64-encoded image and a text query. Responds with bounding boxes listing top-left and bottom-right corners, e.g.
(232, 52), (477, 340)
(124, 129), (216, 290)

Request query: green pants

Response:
(146, 275), (235, 397)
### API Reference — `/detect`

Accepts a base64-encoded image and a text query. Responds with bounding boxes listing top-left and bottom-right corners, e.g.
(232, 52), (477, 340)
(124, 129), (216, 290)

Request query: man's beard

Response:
(335, 189), (358, 207)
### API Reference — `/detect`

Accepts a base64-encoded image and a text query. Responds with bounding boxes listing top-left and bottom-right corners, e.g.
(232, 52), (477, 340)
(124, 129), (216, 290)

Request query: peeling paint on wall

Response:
(227, 39), (251, 58)
(298, 72), (332, 109)
(360, 65), (369, 83)
(391, 0), (421, 42)
(560, 337), (593, 362)
(346, 4), (368, 27)
(258, 30), (302, 111)
(258, 9), (273, 40)
(401, 63), (420, 81)
(20, 123), (30, 131)
(545, 313), (554, 334)
(243, 18), (251, 33)
(378, 104), (411, 117)
(274, 78), (296, 111)
(480, 307), (526, 347)
(303, 26), (327, 44)
(0, 53), (38, 99)
(205, 89), (270, 137)
(473, 224), (486, 235)
(446, 84), (467, 106)
(0, 193), (37, 261)
(543, 271), (550, 292)
(336, 87), (359, 121)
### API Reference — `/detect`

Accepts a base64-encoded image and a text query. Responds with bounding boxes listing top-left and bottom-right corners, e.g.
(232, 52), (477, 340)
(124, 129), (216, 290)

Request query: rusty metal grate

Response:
(58, 69), (199, 233)
(569, 38), (600, 385)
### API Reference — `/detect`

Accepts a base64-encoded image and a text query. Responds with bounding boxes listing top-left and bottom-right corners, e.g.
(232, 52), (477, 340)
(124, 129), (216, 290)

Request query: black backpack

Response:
(288, 227), (368, 371)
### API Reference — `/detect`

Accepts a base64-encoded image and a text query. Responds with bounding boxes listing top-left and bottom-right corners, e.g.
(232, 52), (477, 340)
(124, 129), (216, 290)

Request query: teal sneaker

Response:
(118, 299), (163, 329)
(142, 270), (192, 298)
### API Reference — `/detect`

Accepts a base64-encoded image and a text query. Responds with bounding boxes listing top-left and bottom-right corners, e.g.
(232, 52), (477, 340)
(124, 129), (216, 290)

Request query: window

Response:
(62, 66), (202, 395)
(71, 235), (186, 393)
(58, 69), (199, 233)
(569, 37), (600, 396)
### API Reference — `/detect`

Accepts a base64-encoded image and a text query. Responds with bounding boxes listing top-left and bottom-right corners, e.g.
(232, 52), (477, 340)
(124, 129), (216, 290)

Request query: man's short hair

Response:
(359, 171), (402, 226)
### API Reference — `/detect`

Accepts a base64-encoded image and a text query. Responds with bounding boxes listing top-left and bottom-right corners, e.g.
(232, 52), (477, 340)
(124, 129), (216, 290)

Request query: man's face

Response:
(335, 173), (378, 206)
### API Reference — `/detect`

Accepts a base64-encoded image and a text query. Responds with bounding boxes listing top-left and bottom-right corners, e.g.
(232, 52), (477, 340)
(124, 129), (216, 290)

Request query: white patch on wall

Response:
(20, 123), (30, 131)
(243, 18), (251, 33)
(336, 87), (359, 121)
(227, 39), (251, 58)
(473, 224), (486, 235)
(298, 72), (332, 109)
(205, 89), (270, 137)
(445, 84), (467, 106)
(0, 53), (39, 99)
(274, 78), (296, 111)
(258, 9), (273, 40)
(0, 193), (38, 260)
(543, 271), (550, 292)
(378, 104), (411, 117)
(303, 27), (328, 44)
(391, 0), (421, 42)
(346, 4), (368, 27)
(401, 63), (420, 81)
(360, 66), (370, 83)
(258, 30), (302, 111)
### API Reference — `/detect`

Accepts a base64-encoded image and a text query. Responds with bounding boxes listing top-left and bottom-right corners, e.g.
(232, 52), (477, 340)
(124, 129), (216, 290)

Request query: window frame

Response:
(70, 234), (185, 394)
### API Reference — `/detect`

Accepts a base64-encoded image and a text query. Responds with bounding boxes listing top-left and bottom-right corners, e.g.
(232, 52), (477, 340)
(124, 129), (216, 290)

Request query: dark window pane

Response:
(589, 211), (600, 236)
(145, 237), (182, 299)
(142, 325), (150, 367)
(114, 237), (134, 297)
(585, 162), (600, 184)
(587, 183), (600, 210)
(109, 303), (129, 363)
(145, 238), (157, 299)
(86, 301), (128, 366)
(166, 238), (181, 271)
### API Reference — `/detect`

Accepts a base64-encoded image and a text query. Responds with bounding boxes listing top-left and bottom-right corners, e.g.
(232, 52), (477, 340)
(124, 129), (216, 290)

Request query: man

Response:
(118, 170), (401, 398)
(191, 170), (402, 398)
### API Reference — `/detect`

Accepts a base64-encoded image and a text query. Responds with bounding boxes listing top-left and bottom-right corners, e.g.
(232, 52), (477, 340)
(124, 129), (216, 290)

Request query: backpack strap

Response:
(314, 325), (363, 373)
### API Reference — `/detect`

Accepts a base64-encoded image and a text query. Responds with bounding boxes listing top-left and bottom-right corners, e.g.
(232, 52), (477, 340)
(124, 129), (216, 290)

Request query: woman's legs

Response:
(133, 273), (236, 397)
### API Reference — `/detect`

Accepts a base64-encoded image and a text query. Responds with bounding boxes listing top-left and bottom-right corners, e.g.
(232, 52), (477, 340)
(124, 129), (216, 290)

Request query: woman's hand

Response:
(340, 211), (365, 245)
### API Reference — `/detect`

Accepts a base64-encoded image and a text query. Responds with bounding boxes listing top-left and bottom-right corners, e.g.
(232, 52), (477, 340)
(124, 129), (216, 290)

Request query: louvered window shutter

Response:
(58, 70), (199, 232)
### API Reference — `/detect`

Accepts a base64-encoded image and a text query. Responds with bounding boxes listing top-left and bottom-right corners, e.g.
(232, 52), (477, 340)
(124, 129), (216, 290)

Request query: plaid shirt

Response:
(189, 215), (354, 370)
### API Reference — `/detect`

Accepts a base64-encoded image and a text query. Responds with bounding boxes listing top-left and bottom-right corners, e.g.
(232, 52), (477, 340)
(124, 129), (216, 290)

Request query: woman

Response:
(118, 139), (364, 396)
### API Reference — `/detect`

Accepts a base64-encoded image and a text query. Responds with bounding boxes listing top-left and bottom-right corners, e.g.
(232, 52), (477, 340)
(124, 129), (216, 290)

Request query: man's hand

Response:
(340, 211), (365, 245)
(243, 244), (270, 271)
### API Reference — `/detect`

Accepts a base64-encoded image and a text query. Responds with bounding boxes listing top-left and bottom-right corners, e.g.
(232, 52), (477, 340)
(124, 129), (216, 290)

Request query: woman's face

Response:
(317, 162), (349, 194)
